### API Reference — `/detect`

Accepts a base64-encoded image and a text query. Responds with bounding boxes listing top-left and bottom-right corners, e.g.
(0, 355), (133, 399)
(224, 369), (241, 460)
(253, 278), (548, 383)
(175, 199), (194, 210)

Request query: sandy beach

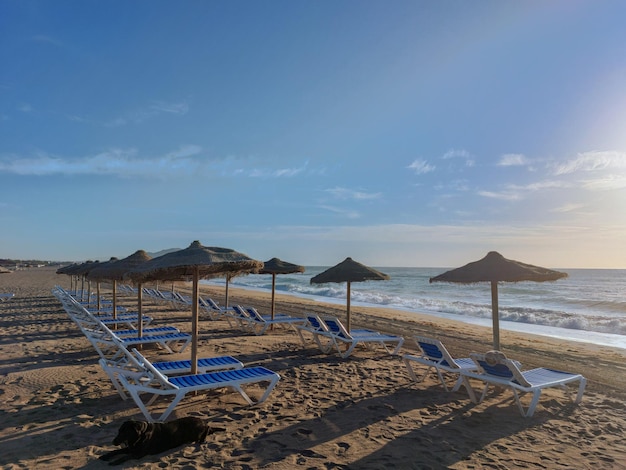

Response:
(1, 267), (625, 469)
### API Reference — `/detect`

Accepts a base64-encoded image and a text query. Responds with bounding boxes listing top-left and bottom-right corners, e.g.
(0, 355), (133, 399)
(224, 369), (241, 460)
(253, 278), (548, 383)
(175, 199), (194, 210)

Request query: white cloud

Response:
(248, 165), (305, 178)
(442, 149), (475, 167)
(105, 100), (189, 127)
(150, 101), (189, 115)
(581, 175), (626, 190)
(553, 150), (626, 175)
(0, 146), (204, 178)
(31, 35), (64, 47)
(478, 190), (521, 201)
(407, 159), (435, 174)
(18, 103), (32, 113)
(324, 187), (382, 200)
(551, 203), (586, 213)
(318, 205), (360, 219)
(498, 153), (528, 166)
(509, 180), (570, 191)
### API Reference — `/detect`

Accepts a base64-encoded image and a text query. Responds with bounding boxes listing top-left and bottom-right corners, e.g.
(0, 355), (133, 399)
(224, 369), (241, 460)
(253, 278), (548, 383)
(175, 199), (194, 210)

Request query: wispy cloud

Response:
(18, 103), (32, 113)
(498, 153), (529, 166)
(324, 187), (382, 200)
(407, 159), (435, 174)
(318, 205), (360, 219)
(248, 164), (306, 178)
(581, 175), (626, 190)
(0, 146), (203, 178)
(553, 150), (626, 175)
(477, 190), (522, 201)
(30, 35), (64, 47)
(442, 148), (475, 167)
(105, 100), (189, 127)
(508, 180), (570, 191)
(552, 203), (587, 213)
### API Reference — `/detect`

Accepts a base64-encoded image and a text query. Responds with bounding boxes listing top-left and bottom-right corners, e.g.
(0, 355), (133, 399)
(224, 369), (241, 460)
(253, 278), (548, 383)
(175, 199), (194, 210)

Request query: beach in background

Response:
(1, 267), (626, 469)
(212, 267), (626, 349)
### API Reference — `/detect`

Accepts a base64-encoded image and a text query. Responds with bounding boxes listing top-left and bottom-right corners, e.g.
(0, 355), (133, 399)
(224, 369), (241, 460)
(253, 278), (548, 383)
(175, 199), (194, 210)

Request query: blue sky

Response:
(1, 0), (625, 268)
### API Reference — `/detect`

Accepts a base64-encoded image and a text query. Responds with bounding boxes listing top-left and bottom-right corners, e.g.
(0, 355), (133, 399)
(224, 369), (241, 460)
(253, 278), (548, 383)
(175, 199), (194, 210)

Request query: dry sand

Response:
(1, 267), (625, 469)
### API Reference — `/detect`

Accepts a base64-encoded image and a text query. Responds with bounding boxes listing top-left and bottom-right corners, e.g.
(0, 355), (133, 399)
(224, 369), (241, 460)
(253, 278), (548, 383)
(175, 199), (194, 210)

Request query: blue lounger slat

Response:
(153, 356), (243, 373)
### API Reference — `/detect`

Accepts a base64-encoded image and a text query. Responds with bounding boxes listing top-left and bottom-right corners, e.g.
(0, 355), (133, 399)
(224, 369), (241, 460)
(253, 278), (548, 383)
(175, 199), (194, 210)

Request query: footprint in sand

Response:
(335, 442), (350, 455)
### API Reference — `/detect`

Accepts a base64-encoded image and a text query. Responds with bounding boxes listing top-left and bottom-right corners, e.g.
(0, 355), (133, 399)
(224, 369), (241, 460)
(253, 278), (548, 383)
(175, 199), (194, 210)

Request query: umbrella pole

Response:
(271, 274), (276, 321)
(491, 280), (500, 350)
(191, 268), (199, 375)
(97, 282), (101, 312)
(225, 276), (230, 307)
(112, 280), (117, 320)
(137, 283), (143, 339)
(346, 281), (351, 332)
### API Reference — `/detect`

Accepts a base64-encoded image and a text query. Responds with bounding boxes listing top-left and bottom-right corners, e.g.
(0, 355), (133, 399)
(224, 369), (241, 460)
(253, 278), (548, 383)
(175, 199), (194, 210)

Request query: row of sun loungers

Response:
(297, 313), (405, 358)
(52, 286), (282, 422)
(54, 284), (586, 418)
(403, 336), (587, 417)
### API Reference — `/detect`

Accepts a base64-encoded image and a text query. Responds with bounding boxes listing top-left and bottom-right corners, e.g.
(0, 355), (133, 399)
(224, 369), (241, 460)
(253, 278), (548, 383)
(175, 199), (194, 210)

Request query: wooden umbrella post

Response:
(491, 280), (500, 350)
(191, 267), (200, 375)
(346, 281), (351, 332)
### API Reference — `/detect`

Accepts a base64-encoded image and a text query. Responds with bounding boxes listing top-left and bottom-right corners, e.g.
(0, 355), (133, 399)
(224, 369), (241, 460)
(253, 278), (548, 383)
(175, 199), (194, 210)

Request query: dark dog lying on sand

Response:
(99, 417), (224, 465)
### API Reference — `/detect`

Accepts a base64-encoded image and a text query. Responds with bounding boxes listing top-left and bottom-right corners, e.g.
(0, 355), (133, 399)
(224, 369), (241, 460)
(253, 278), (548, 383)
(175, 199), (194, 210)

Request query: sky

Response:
(1, 0), (625, 268)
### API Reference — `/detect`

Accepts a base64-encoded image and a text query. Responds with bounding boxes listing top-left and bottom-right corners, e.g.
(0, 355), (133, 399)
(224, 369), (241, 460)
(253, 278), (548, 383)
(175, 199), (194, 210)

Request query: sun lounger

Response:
(295, 313), (335, 353)
(319, 316), (405, 358)
(226, 305), (256, 330)
(242, 306), (307, 335)
(402, 336), (478, 392)
(462, 352), (587, 417)
(0, 293), (15, 302)
(116, 348), (281, 421)
(199, 297), (235, 320)
(98, 346), (244, 400)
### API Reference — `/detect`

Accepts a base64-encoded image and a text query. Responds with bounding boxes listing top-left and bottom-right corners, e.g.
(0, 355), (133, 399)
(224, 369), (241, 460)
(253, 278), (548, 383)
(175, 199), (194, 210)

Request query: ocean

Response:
(202, 267), (626, 350)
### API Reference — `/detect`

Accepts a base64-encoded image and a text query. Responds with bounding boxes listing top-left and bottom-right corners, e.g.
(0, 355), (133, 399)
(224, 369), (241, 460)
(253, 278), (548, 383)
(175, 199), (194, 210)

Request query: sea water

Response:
(202, 267), (626, 349)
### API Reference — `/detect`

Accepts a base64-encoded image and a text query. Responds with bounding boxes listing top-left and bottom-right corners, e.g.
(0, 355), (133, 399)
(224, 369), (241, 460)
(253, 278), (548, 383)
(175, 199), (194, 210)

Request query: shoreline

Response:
(203, 279), (626, 351)
(2, 267), (626, 469)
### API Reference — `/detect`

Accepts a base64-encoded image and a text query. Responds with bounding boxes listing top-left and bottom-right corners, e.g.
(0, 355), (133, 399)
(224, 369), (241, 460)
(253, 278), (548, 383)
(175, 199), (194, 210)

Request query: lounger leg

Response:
(339, 341), (358, 358)
(402, 357), (433, 384)
(390, 338), (404, 355)
(575, 377), (587, 404)
(522, 390), (542, 417)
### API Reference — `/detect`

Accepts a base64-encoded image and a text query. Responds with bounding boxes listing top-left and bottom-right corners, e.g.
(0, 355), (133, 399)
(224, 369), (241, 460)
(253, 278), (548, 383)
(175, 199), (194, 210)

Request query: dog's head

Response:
(112, 420), (151, 447)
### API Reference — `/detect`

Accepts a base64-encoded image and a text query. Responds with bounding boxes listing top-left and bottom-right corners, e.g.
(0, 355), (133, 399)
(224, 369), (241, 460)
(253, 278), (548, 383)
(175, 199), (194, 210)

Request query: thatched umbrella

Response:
(310, 257), (389, 332)
(87, 257), (118, 311)
(125, 240), (263, 374)
(259, 258), (305, 320)
(69, 260), (100, 302)
(57, 263), (80, 292)
(58, 262), (79, 295)
(88, 250), (152, 331)
(429, 251), (568, 350)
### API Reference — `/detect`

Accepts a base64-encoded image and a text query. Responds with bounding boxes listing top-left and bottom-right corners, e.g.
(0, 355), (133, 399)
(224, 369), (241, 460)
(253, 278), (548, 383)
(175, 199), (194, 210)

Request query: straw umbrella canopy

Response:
(70, 260), (100, 302)
(57, 263), (79, 290)
(124, 241), (263, 374)
(259, 258), (305, 320)
(429, 251), (568, 350)
(310, 257), (389, 332)
(88, 250), (152, 328)
(85, 257), (118, 311)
